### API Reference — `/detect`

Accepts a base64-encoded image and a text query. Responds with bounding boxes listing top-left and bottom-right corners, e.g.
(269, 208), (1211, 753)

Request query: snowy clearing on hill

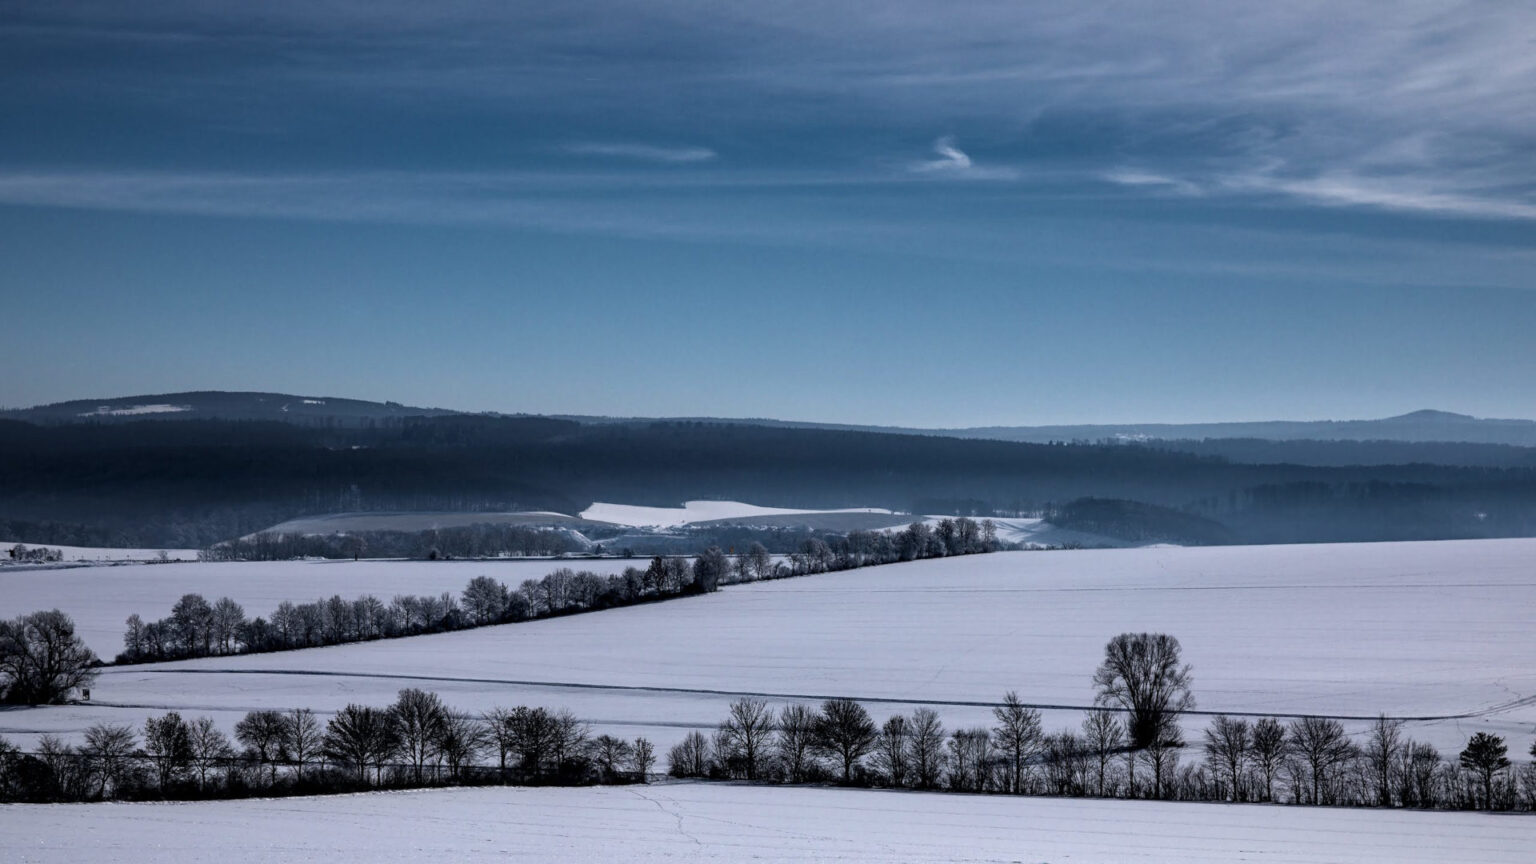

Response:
(5, 540), (1533, 758)
(579, 500), (897, 529)
(3, 782), (1531, 864)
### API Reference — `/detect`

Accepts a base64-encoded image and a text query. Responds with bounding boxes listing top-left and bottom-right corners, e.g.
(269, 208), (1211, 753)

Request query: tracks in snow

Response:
(102, 667), (1536, 723)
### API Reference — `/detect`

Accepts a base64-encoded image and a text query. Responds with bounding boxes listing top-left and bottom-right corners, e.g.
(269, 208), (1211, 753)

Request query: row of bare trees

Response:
(667, 632), (1536, 812)
(117, 555), (727, 664)
(667, 695), (1536, 811)
(119, 521), (1003, 665)
(0, 690), (656, 802)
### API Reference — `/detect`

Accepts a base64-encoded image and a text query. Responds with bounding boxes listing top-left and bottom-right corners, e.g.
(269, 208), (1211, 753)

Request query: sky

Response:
(1, 1), (1533, 426)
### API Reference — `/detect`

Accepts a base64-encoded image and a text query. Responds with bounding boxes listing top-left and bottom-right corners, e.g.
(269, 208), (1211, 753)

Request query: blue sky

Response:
(1, 1), (1533, 425)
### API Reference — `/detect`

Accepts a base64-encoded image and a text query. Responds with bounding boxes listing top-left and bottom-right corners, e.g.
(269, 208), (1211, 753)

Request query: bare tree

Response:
(1043, 731), (1087, 796)
(287, 708), (321, 782)
(718, 697), (773, 780)
(235, 709), (290, 783)
(1092, 632), (1194, 795)
(692, 547), (729, 593)
(323, 704), (399, 784)
(504, 706), (557, 776)
(991, 691), (1042, 794)
(1364, 715), (1404, 807)
(210, 597), (245, 654)
(874, 714), (910, 787)
(1082, 710), (1123, 797)
(549, 709), (589, 775)
(1250, 717), (1286, 802)
(1400, 740), (1441, 808)
(0, 609), (99, 704)
(187, 716), (233, 789)
(1202, 715), (1250, 801)
(947, 728), (994, 792)
(908, 707), (947, 790)
(589, 734), (634, 781)
(631, 737), (656, 782)
(747, 543), (772, 580)
(668, 730), (714, 778)
(1288, 716), (1357, 805)
(391, 688), (448, 783)
(462, 576), (509, 626)
(815, 698), (877, 782)
(82, 722), (137, 799)
(436, 712), (488, 782)
(143, 712), (193, 790)
(775, 703), (817, 783)
(1140, 722), (1184, 800)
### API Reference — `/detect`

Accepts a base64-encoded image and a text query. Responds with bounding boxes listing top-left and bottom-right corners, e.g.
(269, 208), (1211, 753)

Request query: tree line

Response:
(200, 524), (586, 561)
(669, 633), (1536, 812)
(0, 689), (655, 802)
(117, 519), (998, 665)
(5, 629), (1534, 811)
(671, 696), (1536, 811)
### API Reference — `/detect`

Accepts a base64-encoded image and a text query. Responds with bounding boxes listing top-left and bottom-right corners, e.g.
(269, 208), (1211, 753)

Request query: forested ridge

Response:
(3, 415), (1536, 548)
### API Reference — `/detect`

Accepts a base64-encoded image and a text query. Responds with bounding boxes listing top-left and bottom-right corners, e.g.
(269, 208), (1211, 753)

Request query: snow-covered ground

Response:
(3, 782), (1530, 863)
(0, 542), (199, 564)
(5, 540), (1533, 758)
(0, 558), (644, 657)
(579, 500), (897, 529)
(74, 402), (191, 417)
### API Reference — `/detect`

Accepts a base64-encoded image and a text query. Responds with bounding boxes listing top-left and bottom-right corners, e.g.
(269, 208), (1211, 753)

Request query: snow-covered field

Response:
(3, 782), (1530, 864)
(259, 511), (591, 534)
(0, 558), (644, 657)
(579, 499), (899, 528)
(1, 542), (199, 564)
(5, 540), (1534, 758)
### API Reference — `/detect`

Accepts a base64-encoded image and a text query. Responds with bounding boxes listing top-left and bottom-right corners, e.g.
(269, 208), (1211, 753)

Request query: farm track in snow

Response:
(97, 667), (1536, 723)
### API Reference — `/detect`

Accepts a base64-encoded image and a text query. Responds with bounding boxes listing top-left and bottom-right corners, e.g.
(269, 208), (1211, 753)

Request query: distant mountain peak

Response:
(1384, 409), (1478, 422)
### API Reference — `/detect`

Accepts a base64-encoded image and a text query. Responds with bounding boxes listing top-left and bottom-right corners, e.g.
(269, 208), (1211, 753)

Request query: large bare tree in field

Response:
(1092, 632), (1194, 795)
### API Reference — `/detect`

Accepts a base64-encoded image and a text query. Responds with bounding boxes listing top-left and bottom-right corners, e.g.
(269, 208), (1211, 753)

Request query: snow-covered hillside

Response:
(6, 540), (1533, 757)
(3, 782), (1530, 864)
(579, 500), (899, 528)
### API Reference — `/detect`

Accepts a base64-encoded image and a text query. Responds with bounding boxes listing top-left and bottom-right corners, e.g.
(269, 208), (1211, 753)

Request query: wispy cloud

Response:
(1223, 171), (1536, 221)
(909, 136), (1018, 180)
(566, 142), (716, 163)
(1101, 169), (1203, 197)
(1104, 163), (1536, 221)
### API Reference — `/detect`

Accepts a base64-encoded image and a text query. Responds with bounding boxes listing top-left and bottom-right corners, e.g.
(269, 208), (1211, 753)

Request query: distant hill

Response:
(10, 393), (1536, 447)
(2, 412), (1536, 549)
(940, 409), (1536, 447)
(1, 391), (462, 427)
